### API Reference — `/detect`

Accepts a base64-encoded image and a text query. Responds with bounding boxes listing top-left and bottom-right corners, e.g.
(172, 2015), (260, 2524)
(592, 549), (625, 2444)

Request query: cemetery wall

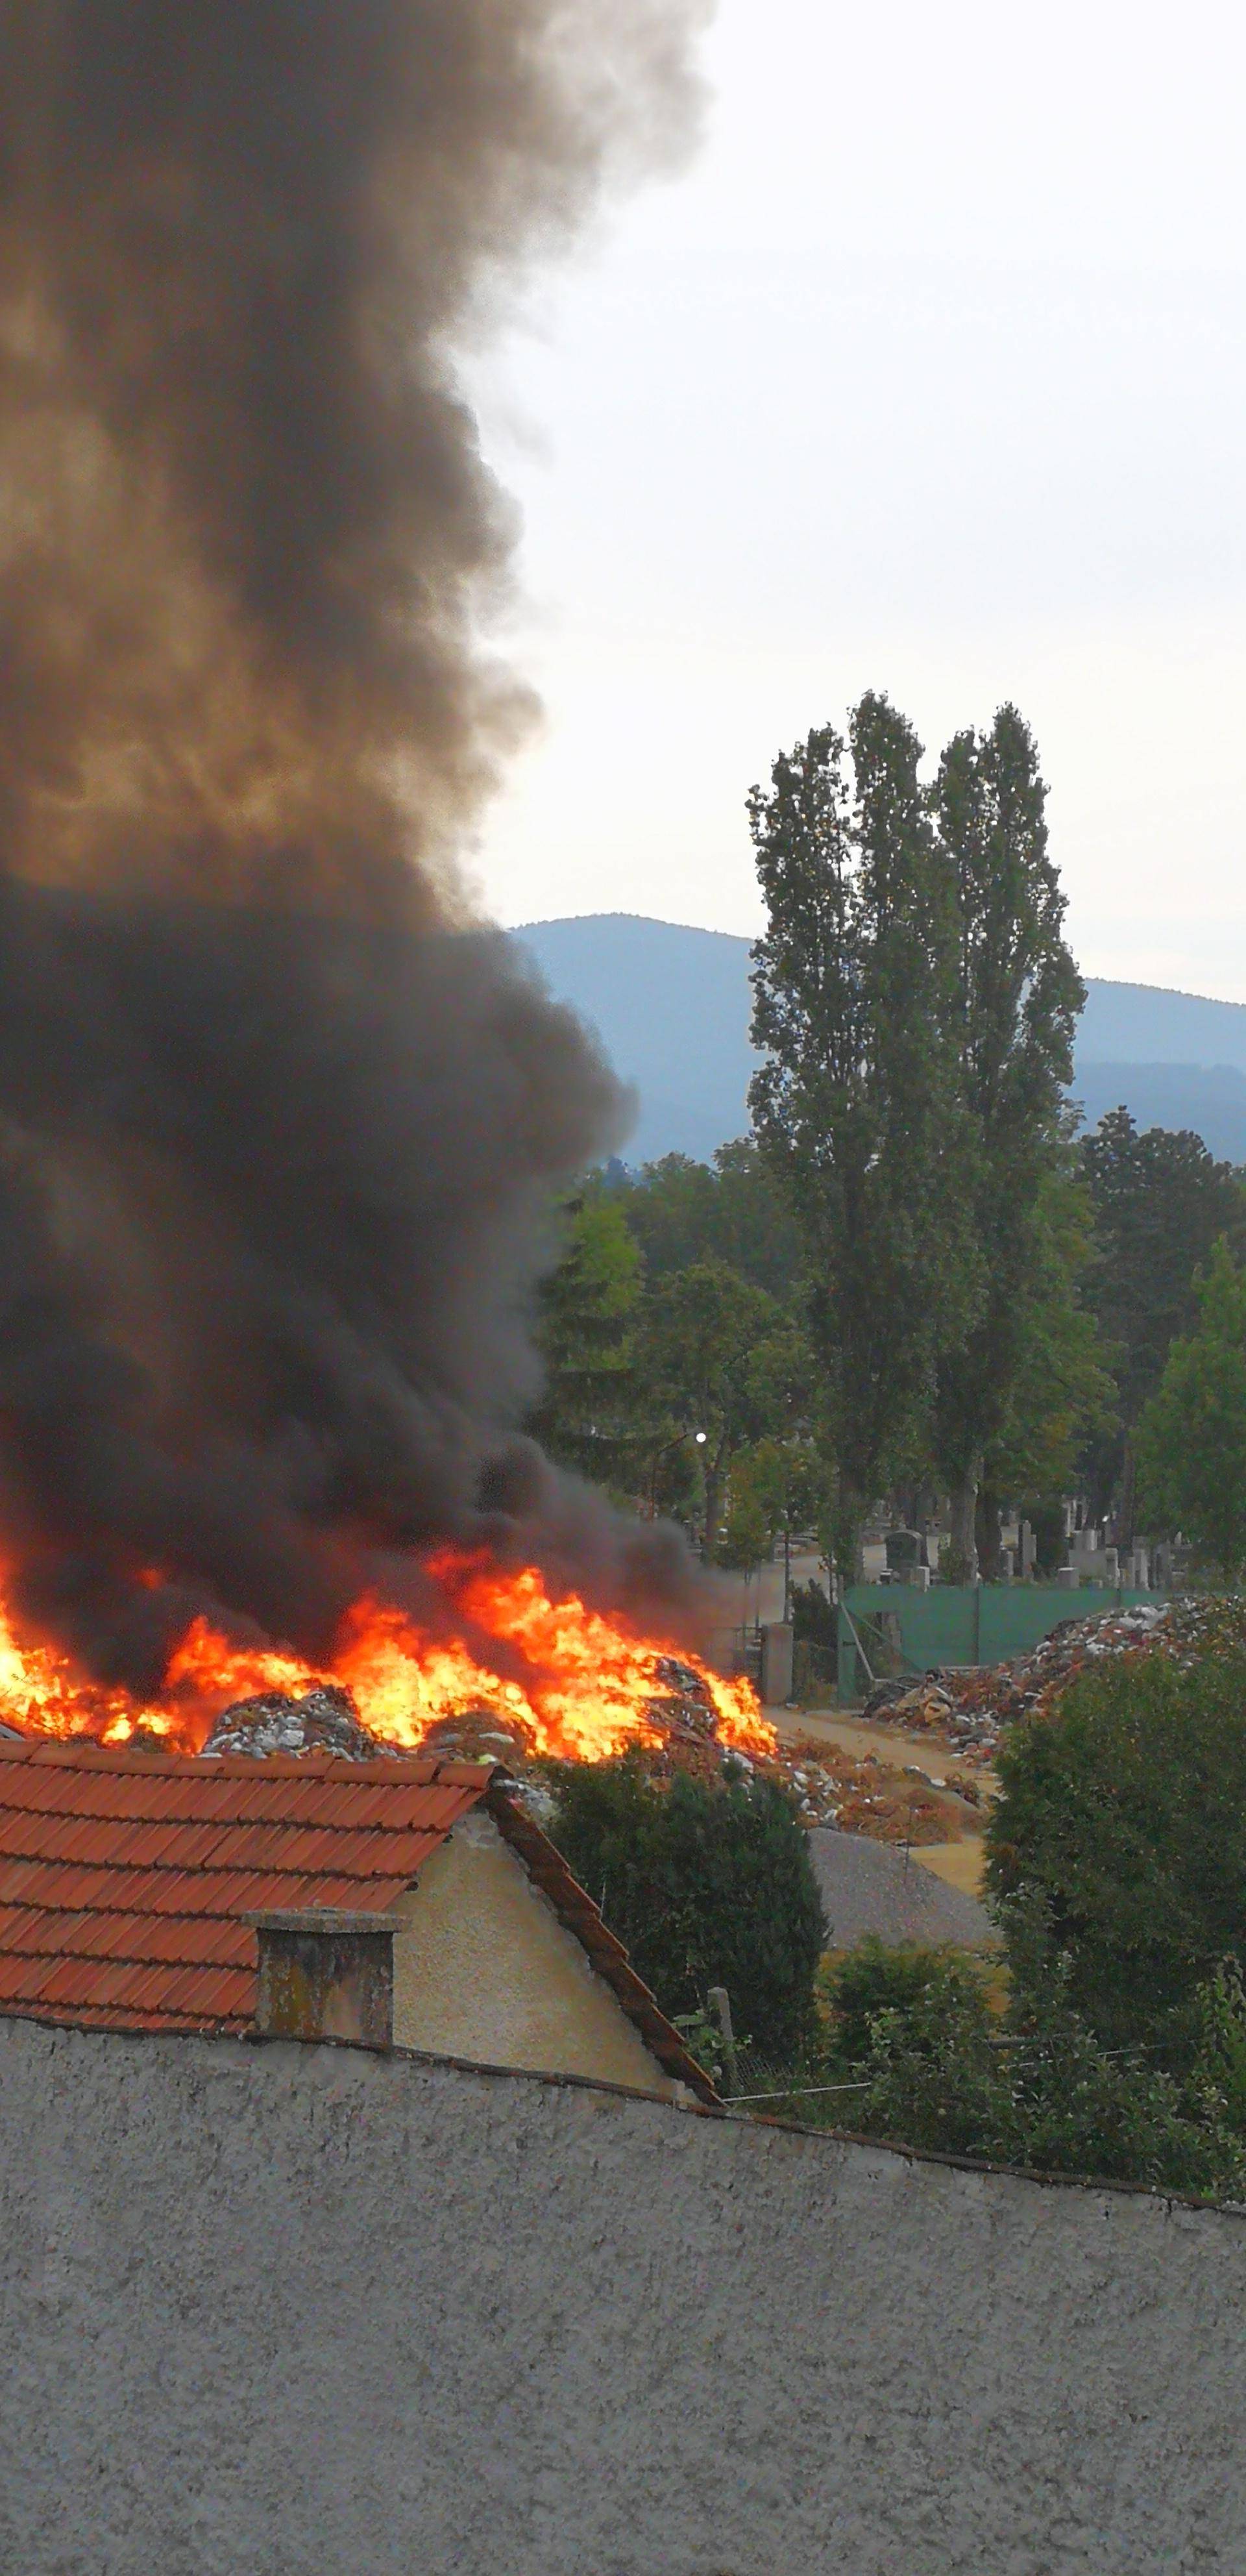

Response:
(0, 2014), (1240, 2575)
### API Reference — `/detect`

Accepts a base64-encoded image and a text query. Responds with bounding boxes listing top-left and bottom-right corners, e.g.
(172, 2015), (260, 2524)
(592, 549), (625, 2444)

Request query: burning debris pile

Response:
(0, 7), (721, 1781)
(201, 1644), (769, 1773)
(192, 1656), (970, 1850)
(0, 1548), (774, 1773)
(204, 1685), (391, 1765)
(860, 1596), (1246, 1755)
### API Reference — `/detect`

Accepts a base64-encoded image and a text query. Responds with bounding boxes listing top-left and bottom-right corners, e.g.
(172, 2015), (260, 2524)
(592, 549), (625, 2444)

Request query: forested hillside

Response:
(515, 914), (1246, 1164)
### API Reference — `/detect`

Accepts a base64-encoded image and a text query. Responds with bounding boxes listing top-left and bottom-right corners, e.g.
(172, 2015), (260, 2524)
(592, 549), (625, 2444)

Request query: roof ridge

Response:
(0, 1739), (500, 1784)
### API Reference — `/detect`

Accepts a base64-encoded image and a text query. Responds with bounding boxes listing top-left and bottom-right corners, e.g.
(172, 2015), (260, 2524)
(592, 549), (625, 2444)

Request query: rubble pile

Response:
(859, 1594), (1246, 1756)
(200, 1661), (971, 1846)
(770, 1737), (978, 1841)
(633, 1722), (968, 1839)
(202, 1683), (395, 1763)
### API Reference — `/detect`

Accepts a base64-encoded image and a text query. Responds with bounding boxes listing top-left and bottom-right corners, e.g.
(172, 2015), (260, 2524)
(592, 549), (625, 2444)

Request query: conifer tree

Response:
(931, 706), (1084, 1574)
(528, 1194), (641, 1482)
(1082, 1108), (1246, 1530)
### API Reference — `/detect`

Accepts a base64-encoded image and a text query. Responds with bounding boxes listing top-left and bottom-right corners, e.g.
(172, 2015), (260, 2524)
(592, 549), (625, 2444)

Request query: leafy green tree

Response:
(748, 694), (979, 1575)
(717, 1469), (772, 1579)
(1082, 1109), (1246, 1530)
(977, 1160), (1116, 1567)
(1137, 1239), (1246, 1575)
(719, 1433), (831, 1596)
(611, 1139), (803, 1300)
(987, 1645), (1246, 2059)
(635, 1259), (803, 1558)
(931, 708), (1084, 1576)
(548, 1756), (826, 2060)
(528, 1194), (642, 1482)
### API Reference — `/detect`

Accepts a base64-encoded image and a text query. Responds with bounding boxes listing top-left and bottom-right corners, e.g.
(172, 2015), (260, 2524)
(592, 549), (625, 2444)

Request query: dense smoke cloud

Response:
(0, 1), (711, 1686)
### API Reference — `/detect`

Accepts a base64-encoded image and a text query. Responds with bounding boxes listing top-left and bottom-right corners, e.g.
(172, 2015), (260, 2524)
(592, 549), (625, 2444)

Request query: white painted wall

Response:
(391, 1811), (678, 2096)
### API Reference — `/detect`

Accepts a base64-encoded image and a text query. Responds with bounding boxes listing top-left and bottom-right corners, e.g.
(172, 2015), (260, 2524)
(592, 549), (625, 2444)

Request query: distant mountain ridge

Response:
(513, 913), (1246, 1167)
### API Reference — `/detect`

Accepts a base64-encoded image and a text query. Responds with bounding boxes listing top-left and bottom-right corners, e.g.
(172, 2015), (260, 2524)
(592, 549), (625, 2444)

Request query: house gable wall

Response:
(391, 1810), (678, 2097)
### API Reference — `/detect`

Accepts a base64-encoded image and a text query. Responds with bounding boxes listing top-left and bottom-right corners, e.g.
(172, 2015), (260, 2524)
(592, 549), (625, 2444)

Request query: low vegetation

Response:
(546, 1755), (826, 2065)
(774, 1652), (1246, 2196)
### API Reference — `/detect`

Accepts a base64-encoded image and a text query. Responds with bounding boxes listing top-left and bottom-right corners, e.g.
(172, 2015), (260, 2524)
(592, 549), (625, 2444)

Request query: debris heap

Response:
(859, 1595), (1246, 1755)
(203, 1684), (393, 1763)
(201, 1664), (977, 1847)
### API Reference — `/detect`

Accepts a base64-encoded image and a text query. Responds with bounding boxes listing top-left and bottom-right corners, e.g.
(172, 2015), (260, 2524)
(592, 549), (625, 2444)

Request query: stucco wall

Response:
(391, 1809), (678, 2096)
(1, 2016), (1243, 2576)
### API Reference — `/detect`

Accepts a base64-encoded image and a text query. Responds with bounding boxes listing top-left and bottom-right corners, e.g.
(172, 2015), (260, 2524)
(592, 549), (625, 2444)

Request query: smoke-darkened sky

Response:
(475, 0), (1246, 1005)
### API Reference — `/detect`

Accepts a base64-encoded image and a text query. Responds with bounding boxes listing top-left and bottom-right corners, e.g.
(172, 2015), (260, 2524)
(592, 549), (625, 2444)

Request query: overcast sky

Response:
(470, 0), (1246, 1003)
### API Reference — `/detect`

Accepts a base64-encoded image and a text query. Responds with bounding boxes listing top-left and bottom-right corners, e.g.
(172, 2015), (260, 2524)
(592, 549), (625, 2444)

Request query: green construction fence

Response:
(837, 1583), (1161, 1707)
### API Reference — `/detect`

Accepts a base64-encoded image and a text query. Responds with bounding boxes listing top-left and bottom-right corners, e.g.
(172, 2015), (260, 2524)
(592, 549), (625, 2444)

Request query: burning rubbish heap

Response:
(193, 1650), (975, 1848)
(0, 1551), (772, 1767)
(199, 1637), (772, 1775)
(0, 6), (727, 1784)
(0, 1537), (980, 1847)
(204, 1685), (389, 1765)
(859, 1596), (1246, 1755)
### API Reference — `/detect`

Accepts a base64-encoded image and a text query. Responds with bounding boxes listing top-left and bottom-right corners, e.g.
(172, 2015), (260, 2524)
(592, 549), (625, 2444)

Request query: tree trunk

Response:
(975, 1483), (1003, 1578)
(702, 1439), (729, 1563)
(1119, 1436), (1136, 1551)
(949, 1463), (979, 1581)
(833, 1475), (867, 1589)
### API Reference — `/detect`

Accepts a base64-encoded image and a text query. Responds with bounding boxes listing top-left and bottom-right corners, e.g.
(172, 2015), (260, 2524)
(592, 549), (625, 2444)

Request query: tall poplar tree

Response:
(1082, 1109), (1246, 1530)
(931, 706), (1084, 1574)
(748, 693), (979, 1576)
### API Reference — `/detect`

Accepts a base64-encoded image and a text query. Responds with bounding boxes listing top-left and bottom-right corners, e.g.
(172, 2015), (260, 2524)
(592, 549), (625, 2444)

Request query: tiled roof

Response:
(0, 1739), (717, 2100)
(0, 1739), (486, 2035)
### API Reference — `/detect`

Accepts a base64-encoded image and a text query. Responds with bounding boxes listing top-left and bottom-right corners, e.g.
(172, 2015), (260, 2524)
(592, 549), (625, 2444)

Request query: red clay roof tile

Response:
(0, 1742), (718, 2098)
(0, 1742), (495, 2035)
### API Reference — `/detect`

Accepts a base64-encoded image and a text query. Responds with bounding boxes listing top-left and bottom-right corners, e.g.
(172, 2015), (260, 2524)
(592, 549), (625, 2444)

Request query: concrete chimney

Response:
(246, 1908), (404, 2050)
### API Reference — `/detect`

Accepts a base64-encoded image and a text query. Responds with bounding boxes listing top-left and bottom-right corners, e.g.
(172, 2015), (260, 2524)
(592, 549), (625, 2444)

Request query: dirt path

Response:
(910, 1839), (988, 1898)
(775, 1705), (994, 1904)
(776, 1705), (997, 1797)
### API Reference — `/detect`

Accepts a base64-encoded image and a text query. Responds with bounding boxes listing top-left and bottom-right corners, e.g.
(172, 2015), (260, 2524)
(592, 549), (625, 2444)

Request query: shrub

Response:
(546, 1755), (826, 2061)
(791, 1578), (836, 1652)
(816, 1930), (1244, 2194)
(822, 1937), (992, 2067)
(986, 1647), (1246, 2061)
(819, 1939), (1001, 2157)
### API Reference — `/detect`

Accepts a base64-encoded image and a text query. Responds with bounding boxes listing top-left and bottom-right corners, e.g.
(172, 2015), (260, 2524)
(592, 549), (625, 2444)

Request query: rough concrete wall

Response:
(1, 2017), (1242, 2576)
(391, 1811), (676, 2096)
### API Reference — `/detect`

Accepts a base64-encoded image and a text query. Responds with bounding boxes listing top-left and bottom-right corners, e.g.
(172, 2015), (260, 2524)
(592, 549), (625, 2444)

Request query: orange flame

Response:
(0, 1551), (774, 1764)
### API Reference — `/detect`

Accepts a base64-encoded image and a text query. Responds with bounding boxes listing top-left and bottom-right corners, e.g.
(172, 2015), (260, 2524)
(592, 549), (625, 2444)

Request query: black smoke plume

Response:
(0, 1), (711, 1690)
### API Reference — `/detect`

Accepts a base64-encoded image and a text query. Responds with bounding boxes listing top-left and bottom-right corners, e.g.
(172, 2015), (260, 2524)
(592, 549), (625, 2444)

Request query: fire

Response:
(0, 1552), (774, 1765)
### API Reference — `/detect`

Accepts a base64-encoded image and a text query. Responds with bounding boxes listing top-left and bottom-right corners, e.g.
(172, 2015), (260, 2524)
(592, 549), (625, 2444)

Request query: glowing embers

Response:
(0, 1551), (774, 1766)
